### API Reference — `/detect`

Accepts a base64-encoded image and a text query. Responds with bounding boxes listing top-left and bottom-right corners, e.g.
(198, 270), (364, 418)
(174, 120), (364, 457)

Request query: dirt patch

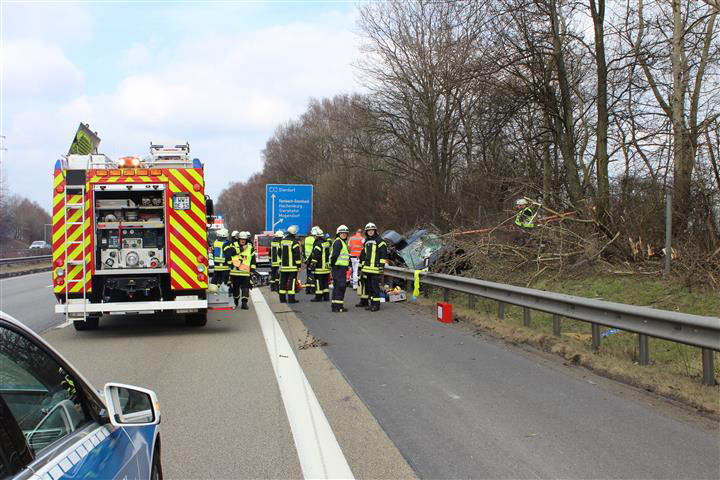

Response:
(298, 332), (328, 350)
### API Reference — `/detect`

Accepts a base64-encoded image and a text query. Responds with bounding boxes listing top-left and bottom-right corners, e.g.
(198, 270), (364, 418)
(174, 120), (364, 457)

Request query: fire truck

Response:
(52, 143), (212, 330)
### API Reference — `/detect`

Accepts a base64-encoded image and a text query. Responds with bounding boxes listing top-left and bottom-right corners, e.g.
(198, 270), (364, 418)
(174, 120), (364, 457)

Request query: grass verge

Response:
(0, 261), (52, 278)
(412, 289), (719, 416)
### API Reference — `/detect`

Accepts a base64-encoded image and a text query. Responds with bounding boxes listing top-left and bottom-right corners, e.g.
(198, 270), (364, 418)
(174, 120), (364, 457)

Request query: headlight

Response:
(126, 251), (139, 267)
(197, 265), (205, 273)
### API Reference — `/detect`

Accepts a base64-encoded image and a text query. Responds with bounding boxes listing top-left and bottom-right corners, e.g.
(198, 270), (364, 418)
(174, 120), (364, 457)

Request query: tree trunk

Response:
(590, 0), (610, 226)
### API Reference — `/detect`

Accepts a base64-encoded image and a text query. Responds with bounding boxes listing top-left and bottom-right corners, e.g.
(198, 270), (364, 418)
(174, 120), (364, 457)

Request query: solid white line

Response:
(251, 289), (354, 480)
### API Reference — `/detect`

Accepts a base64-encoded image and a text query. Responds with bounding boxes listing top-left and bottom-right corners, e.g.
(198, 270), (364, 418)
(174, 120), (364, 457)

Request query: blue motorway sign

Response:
(265, 184), (313, 235)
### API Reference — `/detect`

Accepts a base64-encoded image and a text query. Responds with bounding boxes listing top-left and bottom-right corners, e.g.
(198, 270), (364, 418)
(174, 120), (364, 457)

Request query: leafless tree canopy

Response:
(218, 0), (719, 254)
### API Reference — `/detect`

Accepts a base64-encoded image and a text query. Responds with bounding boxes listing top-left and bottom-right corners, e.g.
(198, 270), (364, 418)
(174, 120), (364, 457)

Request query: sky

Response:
(0, 0), (362, 211)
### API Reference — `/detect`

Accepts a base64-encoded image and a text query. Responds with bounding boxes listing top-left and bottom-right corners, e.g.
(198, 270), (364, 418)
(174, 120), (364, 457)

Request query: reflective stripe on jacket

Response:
(270, 239), (281, 267)
(331, 237), (350, 267)
(281, 237), (302, 272)
(348, 234), (364, 257)
(515, 208), (535, 229)
(213, 239), (229, 271)
(228, 243), (256, 277)
(312, 238), (331, 274)
(360, 237), (387, 274)
(304, 236), (315, 259)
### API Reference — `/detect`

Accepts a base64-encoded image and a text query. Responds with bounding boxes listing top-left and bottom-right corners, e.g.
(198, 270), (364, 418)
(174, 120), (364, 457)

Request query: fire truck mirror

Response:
(205, 196), (214, 217)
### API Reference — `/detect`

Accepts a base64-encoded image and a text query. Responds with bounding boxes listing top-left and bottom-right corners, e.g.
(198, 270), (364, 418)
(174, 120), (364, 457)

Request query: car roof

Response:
(0, 310), (104, 405)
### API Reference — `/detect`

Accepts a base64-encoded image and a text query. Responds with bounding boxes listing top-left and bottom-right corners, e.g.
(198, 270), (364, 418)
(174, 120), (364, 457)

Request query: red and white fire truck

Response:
(52, 143), (212, 330)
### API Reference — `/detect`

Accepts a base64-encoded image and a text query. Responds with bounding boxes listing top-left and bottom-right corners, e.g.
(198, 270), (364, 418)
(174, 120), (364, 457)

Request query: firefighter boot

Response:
(356, 299), (368, 308)
(331, 303), (339, 313)
(279, 293), (287, 303)
(288, 294), (299, 304)
(311, 294), (323, 302)
(370, 300), (380, 312)
(241, 299), (249, 310)
(323, 293), (330, 302)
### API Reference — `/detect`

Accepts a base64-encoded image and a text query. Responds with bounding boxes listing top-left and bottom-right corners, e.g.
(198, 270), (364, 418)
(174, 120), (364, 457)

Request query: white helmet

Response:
(365, 222), (377, 231)
(275, 230), (283, 237)
(287, 225), (298, 235)
(217, 228), (228, 238)
(315, 228), (324, 236)
(515, 198), (529, 207)
(336, 225), (349, 234)
(231, 230), (239, 238)
(238, 231), (250, 240)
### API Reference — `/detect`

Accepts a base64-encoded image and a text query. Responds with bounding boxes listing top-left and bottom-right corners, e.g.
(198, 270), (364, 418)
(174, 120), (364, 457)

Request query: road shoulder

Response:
(264, 288), (417, 480)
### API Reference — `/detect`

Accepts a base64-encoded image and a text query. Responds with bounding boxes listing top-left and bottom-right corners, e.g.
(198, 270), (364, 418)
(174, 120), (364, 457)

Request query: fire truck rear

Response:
(52, 143), (212, 330)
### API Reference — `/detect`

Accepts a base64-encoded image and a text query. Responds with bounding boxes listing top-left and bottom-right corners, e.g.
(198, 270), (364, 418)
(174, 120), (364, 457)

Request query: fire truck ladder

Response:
(64, 183), (88, 323)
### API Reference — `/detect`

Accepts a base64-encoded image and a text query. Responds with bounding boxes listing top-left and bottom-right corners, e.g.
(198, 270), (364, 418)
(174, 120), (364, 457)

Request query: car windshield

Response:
(31, 242), (44, 247)
(399, 234), (445, 269)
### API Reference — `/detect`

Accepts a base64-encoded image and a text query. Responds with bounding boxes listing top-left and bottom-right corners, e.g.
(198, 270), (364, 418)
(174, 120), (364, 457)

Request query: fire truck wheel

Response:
(185, 312), (207, 327)
(73, 317), (99, 331)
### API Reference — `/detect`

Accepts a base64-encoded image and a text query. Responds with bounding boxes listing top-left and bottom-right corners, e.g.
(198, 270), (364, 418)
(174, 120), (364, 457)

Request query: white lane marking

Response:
(56, 320), (73, 329)
(251, 289), (354, 480)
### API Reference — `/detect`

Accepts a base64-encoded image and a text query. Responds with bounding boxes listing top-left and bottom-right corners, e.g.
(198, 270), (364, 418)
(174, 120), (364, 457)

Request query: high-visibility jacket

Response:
(304, 235), (315, 260)
(225, 241), (256, 276)
(515, 207), (535, 229)
(311, 237), (331, 274)
(359, 236), (387, 274)
(348, 234), (364, 258)
(331, 237), (350, 267)
(270, 238), (281, 267)
(281, 236), (302, 272)
(213, 239), (229, 271)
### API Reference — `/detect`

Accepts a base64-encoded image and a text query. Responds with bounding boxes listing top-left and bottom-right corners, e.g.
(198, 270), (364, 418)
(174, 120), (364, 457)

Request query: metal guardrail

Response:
(383, 266), (720, 385)
(0, 254), (52, 266)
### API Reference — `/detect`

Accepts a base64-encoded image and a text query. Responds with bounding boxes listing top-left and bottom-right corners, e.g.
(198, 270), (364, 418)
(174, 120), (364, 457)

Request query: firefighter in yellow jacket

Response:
(224, 231), (256, 310)
(211, 228), (230, 286)
(330, 225), (351, 312)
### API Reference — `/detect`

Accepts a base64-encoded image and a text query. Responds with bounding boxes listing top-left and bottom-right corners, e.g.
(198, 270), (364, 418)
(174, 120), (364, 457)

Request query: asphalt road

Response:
(294, 288), (720, 479)
(0, 271), (59, 332)
(3, 272), (718, 479)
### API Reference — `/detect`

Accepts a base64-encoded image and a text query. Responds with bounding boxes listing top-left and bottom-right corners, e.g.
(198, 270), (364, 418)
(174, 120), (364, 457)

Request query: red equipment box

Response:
(437, 302), (452, 323)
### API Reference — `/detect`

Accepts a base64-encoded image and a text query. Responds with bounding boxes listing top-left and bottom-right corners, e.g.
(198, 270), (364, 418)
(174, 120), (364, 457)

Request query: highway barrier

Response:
(383, 266), (720, 385)
(0, 254), (53, 266)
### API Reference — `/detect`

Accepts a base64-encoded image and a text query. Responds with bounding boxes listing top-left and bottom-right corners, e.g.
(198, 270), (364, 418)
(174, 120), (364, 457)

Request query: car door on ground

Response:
(0, 323), (148, 479)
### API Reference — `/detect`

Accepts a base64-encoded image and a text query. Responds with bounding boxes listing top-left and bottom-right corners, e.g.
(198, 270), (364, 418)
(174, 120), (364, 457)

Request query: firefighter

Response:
(330, 225), (351, 312)
(514, 198), (536, 230)
(310, 228), (331, 302)
(359, 222), (387, 312)
(279, 225), (302, 303)
(270, 230), (283, 292)
(224, 231), (256, 310)
(348, 228), (364, 289)
(304, 226), (319, 295)
(212, 228), (230, 286)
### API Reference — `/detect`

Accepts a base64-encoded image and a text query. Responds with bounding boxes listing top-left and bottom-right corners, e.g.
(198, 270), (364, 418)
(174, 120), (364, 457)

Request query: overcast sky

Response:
(1, 1), (361, 211)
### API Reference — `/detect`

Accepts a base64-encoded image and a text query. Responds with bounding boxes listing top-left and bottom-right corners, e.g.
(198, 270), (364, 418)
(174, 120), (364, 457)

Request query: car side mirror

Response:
(104, 383), (160, 427)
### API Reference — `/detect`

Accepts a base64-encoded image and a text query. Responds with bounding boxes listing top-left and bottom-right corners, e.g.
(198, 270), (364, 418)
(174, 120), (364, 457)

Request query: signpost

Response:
(265, 184), (313, 235)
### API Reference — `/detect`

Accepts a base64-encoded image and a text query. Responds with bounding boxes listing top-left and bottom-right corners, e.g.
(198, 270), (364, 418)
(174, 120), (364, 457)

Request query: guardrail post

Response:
(498, 302), (505, 320)
(591, 323), (601, 351)
(523, 308), (531, 326)
(443, 288), (449, 302)
(468, 294), (475, 310)
(702, 349), (716, 386)
(638, 334), (649, 365)
(553, 315), (561, 336)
